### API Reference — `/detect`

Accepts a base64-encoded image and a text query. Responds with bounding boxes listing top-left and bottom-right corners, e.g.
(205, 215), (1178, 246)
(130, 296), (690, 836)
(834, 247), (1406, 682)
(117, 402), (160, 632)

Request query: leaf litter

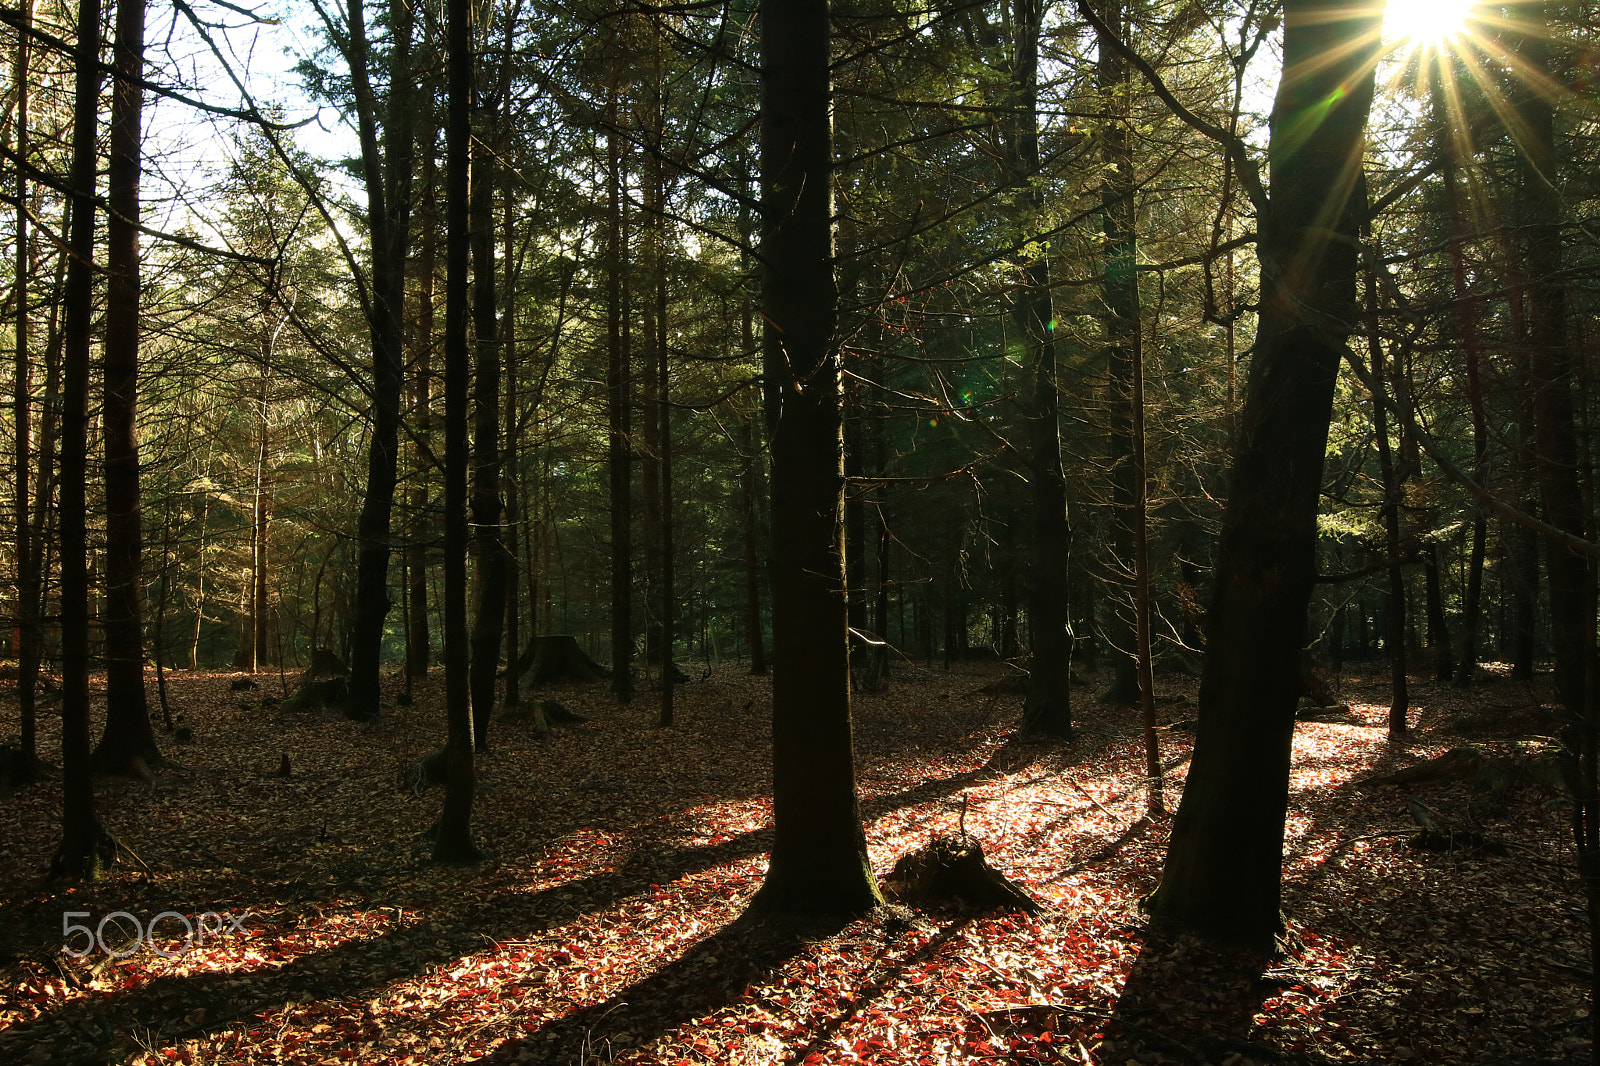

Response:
(0, 661), (1588, 1064)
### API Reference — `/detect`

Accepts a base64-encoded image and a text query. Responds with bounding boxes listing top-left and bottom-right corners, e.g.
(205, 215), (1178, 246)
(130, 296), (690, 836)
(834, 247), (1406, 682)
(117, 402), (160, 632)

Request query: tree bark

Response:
(434, 0), (480, 863)
(347, 0), (417, 719)
(1097, 0), (1140, 707)
(1148, 0), (1381, 952)
(501, 140), (523, 709)
(657, 171), (675, 728)
(750, 0), (882, 916)
(407, 129), (438, 683)
(1439, 70), (1487, 690)
(606, 116), (634, 702)
(1010, 0), (1072, 738)
(94, 0), (162, 776)
(739, 414), (767, 674)
(1365, 263), (1408, 735)
(54, 0), (115, 878)
(469, 74), (507, 752)
(10, 0), (41, 783)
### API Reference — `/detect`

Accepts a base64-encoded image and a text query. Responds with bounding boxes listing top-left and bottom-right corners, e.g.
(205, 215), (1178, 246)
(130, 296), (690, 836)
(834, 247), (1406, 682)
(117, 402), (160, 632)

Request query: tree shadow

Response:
(468, 909), (840, 1064)
(1096, 925), (1286, 1065)
(0, 751), (1037, 1062)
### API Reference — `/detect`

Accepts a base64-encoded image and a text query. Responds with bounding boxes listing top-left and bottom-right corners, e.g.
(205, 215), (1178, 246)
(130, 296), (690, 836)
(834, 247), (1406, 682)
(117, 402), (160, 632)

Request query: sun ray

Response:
(1383, 0), (1480, 47)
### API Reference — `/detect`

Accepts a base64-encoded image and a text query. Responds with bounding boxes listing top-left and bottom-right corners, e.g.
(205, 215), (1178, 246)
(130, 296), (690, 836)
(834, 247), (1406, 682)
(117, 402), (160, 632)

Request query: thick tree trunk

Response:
(1441, 74), (1487, 690)
(434, 0), (480, 863)
(469, 91), (507, 753)
(501, 161), (522, 709)
(1511, 6), (1600, 1038)
(94, 0), (162, 776)
(750, 0), (882, 916)
(54, 0), (115, 878)
(1011, 0), (1072, 738)
(1148, 0), (1380, 952)
(347, 0), (416, 720)
(606, 118), (634, 702)
(1097, 0), (1140, 708)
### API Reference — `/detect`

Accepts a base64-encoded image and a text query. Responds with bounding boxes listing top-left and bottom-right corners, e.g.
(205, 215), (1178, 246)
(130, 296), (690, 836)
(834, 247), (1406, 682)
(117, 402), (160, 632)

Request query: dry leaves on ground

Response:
(0, 659), (1588, 1064)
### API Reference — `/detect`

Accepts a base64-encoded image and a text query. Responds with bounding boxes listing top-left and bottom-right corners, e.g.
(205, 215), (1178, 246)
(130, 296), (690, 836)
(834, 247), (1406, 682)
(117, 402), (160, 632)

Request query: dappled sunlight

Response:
(0, 665), (1586, 1063)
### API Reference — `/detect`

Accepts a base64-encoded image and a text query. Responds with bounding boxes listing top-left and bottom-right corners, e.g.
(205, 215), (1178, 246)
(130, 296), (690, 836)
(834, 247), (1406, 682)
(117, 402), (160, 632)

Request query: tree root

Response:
(887, 834), (1040, 914)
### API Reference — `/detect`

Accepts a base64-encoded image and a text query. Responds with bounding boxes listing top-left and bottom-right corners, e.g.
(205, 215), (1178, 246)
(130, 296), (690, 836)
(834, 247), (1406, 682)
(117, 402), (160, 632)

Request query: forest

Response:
(1, 0), (1598, 1061)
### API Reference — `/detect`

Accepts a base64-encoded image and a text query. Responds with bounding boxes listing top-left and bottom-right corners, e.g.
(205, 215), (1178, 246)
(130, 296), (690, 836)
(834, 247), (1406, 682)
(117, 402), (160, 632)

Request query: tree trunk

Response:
(1366, 261), (1408, 735)
(1010, 0), (1072, 738)
(1511, 4), (1600, 1040)
(1148, 0), (1381, 952)
(434, 0), (480, 863)
(469, 80), (507, 753)
(1508, 515), (1538, 680)
(656, 174), (675, 728)
(749, 0), (882, 916)
(739, 414), (767, 674)
(1423, 543), (1453, 680)
(407, 129), (438, 683)
(640, 148), (663, 675)
(10, 0), (40, 783)
(347, 0), (417, 720)
(1097, 0), (1140, 708)
(1441, 70), (1487, 690)
(606, 117), (634, 702)
(54, 0), (115, 878)
(190, 499), (209, 669)
(94, 0), (162, 776)
(501, 151), (522, 709)
(252, 407), (270, 670)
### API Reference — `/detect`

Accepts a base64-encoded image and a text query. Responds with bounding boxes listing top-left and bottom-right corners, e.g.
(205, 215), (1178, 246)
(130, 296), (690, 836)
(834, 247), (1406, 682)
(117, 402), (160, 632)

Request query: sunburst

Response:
(1383, 0), (1481, 47)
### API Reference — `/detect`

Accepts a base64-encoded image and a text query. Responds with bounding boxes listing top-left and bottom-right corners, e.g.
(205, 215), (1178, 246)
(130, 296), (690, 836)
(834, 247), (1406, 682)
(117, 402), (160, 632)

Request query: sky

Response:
(140, 0), (360, 237)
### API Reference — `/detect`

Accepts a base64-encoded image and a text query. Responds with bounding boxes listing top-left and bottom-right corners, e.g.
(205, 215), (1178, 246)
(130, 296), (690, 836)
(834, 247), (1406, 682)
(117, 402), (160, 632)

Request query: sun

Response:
(1383, 0), (1480, 46)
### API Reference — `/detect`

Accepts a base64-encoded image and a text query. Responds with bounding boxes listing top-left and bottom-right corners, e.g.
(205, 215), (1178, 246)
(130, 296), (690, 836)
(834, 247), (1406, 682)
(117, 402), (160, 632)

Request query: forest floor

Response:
(0, 657), (1589, 1065)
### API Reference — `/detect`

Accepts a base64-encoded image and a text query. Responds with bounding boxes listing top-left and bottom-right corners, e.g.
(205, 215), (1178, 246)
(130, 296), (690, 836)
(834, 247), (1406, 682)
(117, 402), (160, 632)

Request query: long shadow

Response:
(0, 751), (1041, 1062)
(1100, 927), (1310, 1065)
(467, 909), (836, 1065)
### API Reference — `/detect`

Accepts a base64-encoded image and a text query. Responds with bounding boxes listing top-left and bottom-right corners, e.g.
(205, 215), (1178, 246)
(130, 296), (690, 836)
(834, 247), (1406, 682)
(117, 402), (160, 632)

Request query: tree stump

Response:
(283, 649), (350, 713)
(887, 834), (1040, 914)
(499, 699), (590, 737)
(527, 636), (609, 685)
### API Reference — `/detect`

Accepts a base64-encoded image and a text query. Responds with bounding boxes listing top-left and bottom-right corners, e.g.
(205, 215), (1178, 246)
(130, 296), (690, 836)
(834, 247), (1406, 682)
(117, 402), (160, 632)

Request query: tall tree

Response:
(53, 0), (116, 878)
(469, 31), (508, 752)
(1097, 0), (1141, 707)
(1364, 261), (1408, 735)
(1146, 0), (1382, 951)
(606, 115), (634, 703)
(1008, 0), (1072, 738)
(749, 0), (882, 915)
(1509, 3), (1599, 1023)
(407, 126), (440, 683)
(434, 0), (481, 863)
(344, 0), (418, 719)
(1437, 62), (1489, 691)
(9, 0), (41, 785)
(94, 0), (162, 775)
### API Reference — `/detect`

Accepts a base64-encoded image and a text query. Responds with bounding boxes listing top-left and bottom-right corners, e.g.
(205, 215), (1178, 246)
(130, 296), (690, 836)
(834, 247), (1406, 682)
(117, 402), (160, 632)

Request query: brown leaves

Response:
(0, 665), (1588, 1064)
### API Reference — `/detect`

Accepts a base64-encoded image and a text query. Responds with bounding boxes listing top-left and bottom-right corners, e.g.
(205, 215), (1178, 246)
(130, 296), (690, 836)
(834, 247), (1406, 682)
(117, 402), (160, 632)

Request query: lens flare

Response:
(1384, 0), (1479, 46)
